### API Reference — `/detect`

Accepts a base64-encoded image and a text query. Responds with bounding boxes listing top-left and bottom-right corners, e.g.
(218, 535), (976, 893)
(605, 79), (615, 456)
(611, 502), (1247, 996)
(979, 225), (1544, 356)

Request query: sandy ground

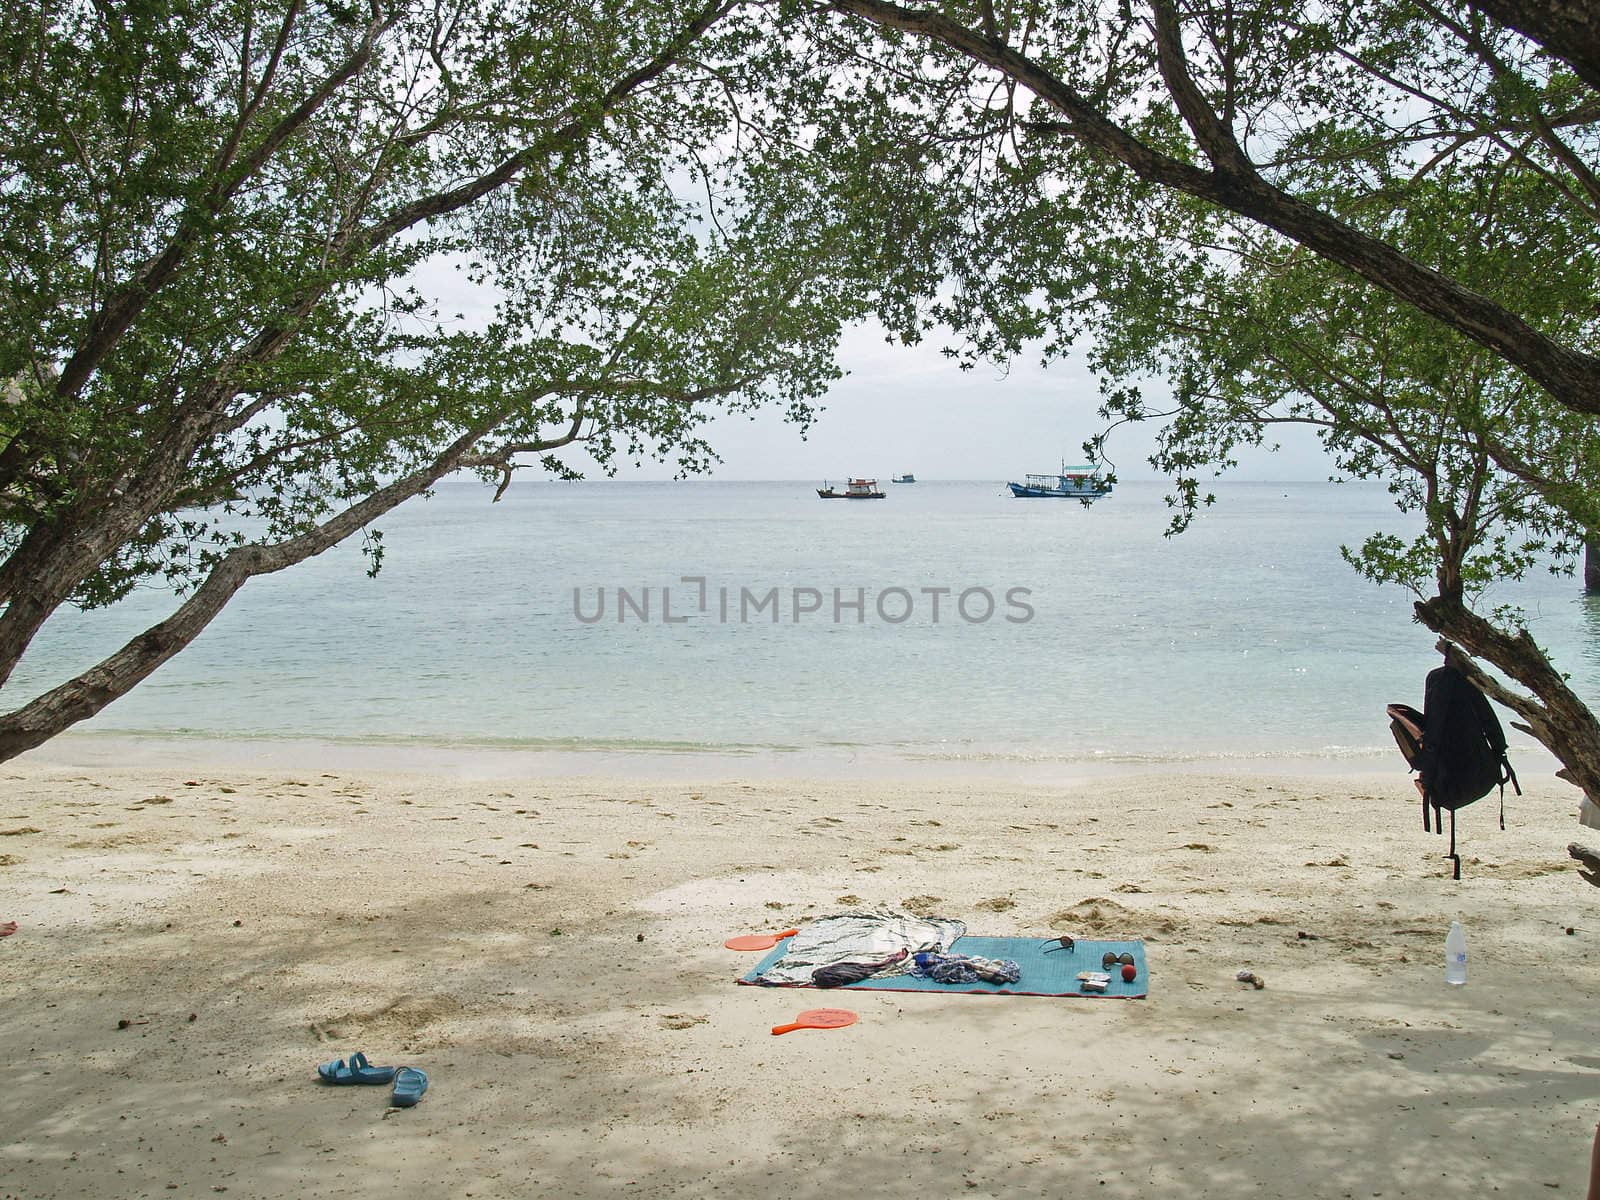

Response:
(2, 752), (1598, 1199)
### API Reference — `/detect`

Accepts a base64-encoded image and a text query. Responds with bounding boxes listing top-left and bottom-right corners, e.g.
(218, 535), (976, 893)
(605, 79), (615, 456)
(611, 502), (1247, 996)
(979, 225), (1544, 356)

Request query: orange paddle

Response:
(724, 928), (798, 951)
(771, 1008), (858, 1036)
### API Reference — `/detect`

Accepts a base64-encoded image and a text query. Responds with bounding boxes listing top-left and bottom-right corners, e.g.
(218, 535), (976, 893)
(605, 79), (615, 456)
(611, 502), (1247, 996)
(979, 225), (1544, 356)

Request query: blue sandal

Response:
(390, 1066), (428, 1107)
(317, 1051), (397, 1085)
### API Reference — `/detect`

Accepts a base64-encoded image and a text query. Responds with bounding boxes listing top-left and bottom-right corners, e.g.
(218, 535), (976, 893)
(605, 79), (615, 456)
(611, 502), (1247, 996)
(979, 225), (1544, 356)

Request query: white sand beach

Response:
(2, 748), (1597, 1198)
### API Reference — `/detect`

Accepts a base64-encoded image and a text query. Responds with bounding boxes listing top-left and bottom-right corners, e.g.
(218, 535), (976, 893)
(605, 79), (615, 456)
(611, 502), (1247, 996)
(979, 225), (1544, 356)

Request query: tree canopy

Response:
(0, 0), (925, 758)
(803, 0), (1600, 409)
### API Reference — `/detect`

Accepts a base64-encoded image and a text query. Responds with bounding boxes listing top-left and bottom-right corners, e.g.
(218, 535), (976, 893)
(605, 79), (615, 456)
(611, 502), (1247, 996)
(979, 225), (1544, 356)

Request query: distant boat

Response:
(1007, 463), (1113, 506)
(891, 473), (916, 483)
(818, 478), (886, 499)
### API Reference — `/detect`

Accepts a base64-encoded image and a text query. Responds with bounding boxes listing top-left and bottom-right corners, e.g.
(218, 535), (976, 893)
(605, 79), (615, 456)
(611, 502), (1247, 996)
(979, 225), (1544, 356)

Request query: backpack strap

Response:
(1497, 756), (1520, 830)
(1448, 807), (1461, 880)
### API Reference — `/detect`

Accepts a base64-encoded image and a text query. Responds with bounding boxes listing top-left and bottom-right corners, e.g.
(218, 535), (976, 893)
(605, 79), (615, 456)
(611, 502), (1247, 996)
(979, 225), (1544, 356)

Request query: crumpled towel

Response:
(911, 951), (1021, 986)
(751, 909), (966, 986)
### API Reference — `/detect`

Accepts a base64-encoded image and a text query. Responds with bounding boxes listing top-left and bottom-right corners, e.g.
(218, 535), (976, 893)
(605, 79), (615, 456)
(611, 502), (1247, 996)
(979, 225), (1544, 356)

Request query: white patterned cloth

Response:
(750, 909), (966, 986)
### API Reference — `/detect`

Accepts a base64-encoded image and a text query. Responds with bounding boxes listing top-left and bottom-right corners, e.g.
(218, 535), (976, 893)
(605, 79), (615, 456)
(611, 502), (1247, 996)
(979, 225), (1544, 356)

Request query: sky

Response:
(570, 317), (1336, 483)
(420, 251), (1335, 486)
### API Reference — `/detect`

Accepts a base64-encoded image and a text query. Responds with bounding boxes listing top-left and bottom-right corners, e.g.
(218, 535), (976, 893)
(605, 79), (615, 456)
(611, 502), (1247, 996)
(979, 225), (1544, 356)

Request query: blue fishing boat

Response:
(891, 473), (916, 483)
(1007, 463), (1113, 506)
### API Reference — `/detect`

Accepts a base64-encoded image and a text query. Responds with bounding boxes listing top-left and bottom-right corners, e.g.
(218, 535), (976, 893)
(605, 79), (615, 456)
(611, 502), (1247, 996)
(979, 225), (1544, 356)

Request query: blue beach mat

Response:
(739, 936), (1148, 998)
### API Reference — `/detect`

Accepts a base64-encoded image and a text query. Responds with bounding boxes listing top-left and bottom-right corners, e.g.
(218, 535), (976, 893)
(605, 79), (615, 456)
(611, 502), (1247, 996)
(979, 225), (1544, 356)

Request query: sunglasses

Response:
(1102, 950), (1135, 969)
(1041, 935), (1075, 954)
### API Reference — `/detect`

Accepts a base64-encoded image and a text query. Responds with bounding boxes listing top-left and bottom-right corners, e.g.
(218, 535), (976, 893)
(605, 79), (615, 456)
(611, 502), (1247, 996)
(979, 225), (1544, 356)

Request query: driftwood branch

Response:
(1569, 843), (1600, 888)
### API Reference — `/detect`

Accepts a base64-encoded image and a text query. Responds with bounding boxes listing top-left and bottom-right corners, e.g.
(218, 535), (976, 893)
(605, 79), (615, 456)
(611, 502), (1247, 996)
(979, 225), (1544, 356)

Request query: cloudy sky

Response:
(422, 250), (1332, 485)
(578, 318), (1334, 483)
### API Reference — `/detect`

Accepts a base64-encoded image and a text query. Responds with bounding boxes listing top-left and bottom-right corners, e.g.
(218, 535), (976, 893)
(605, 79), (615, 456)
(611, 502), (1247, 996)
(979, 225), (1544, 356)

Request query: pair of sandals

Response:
(317, 1051), (428, 1107)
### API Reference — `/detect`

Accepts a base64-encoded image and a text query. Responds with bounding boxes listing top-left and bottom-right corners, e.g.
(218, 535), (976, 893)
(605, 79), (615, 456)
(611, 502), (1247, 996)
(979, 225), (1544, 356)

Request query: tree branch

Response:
(1147, 0), (1252, 175)
(827, 0), (1600, 417)
(0, 415), (498, 762)
(54, 3), (396, 401)
(346, 0), (734, 256)
(1465, 0), (1600, 93)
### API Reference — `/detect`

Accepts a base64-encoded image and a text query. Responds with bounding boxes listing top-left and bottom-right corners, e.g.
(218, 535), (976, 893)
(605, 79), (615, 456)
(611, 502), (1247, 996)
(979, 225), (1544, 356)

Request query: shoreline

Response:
(22, 727), (1562, 786)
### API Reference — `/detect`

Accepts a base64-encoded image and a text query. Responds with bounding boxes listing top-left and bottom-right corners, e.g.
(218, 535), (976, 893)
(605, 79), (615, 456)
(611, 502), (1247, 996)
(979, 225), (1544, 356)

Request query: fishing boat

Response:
(1007, 463), (1113, 506)
(891, 473), (916, 483)
(817, 478), (886, 499)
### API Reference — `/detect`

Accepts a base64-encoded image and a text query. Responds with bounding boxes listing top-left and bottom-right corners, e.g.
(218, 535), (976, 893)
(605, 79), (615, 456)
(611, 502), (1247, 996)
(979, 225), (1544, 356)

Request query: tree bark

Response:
(0, 382), (238, 688)
(1587, 533), (1600, 592)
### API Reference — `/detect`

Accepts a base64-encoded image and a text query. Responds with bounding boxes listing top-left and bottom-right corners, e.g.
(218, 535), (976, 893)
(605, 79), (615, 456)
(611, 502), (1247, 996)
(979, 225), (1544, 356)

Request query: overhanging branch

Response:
(0, 415), (501, 762)
(827, 0), (1600, 417)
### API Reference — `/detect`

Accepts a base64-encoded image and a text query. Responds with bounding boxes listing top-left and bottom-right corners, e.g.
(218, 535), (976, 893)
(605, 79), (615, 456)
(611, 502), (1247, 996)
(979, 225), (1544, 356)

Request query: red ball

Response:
(1121, 963), (1137, 982)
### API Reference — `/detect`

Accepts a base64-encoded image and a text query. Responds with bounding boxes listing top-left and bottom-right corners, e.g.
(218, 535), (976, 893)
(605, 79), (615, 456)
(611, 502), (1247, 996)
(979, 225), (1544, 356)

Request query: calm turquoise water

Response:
(10, 479), (1600, 765)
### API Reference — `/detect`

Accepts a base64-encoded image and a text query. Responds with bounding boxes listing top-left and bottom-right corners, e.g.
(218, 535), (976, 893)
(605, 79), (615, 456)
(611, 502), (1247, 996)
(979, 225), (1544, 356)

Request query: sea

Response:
(10, 479), (1600, 776)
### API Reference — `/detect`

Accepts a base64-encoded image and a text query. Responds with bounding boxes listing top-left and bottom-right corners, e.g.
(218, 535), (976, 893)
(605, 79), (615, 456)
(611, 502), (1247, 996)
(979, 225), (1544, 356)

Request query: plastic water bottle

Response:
(1445, 920), (1467, 985)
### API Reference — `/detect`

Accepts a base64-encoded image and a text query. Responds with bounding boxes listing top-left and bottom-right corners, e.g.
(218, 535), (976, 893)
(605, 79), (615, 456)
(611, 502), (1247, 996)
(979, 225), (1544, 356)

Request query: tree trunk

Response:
(0, 546), (268, 761)
(0, 382), (238, 687)
(0, 424), (495, 761)
(1587, 533), (1600, 593)
(1414, 593), (1600, 807)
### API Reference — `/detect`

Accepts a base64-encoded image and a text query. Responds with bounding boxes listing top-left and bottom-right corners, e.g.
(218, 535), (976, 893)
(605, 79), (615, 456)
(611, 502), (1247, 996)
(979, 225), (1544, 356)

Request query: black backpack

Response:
(1388, 665), (1520, 879)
